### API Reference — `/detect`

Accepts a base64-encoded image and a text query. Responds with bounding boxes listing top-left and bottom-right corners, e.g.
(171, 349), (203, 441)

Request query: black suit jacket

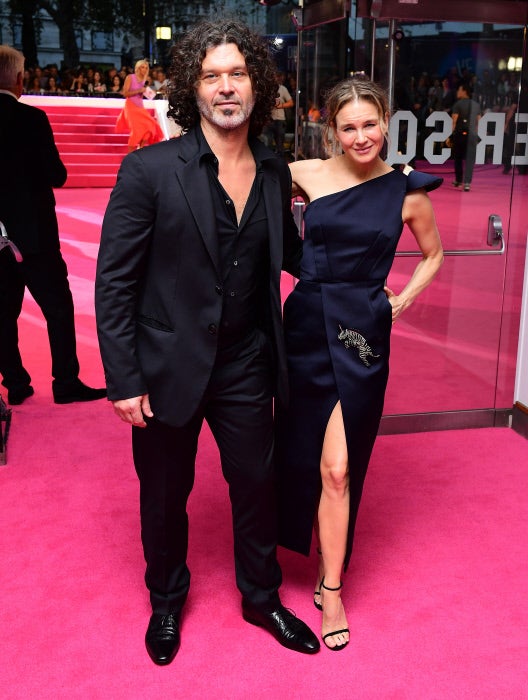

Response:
(0, 93), (67, 255)
(95, 127), (302, 427)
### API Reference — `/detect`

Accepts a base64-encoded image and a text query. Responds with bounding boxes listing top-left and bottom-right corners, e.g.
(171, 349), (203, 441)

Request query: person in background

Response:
(439, 76), (456, 112)
(69, 69), (86, 93)
(90, 70), (107, 94)
(33, 65), (47, 90)
(450, 81), (481, 191)
(0, 45), (107, 406)
(47, 63), (61, 88)
(85, 67), (95, 89)
(45, 75), (61, 94)
(27, 75), (43, 95)
(275, 77), (443, 651)
(106, 66), (119, 87)
(116, 58), (164, 153)
(95, 18), (319, 666)
(153, 67), (168, 97)
(108, 74), (123, 95)
(263, 70), (294, 156)
(22, 68), (31, 92)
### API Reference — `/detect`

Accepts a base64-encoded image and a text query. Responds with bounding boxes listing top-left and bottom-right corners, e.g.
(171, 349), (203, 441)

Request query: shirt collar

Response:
(0, 89), (18, 99)
(196, 123), (277, 168)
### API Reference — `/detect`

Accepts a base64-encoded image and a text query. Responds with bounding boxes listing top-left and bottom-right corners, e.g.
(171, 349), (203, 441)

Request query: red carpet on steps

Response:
(0, 188), (527, 699)
(33, 101), (157, 188)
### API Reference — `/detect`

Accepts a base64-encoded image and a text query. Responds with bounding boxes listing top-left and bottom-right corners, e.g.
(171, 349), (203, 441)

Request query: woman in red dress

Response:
(117, 60), (164, 152)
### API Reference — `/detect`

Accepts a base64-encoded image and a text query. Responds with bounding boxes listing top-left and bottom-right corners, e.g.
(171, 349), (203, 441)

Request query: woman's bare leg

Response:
(317, 401), (350, 648)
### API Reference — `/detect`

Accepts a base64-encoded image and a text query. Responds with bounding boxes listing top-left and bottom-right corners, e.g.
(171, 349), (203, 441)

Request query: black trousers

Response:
(132, 330), (282, 615)
(0, 249), (79, 391)
(264, 119), (287, 155)
(453, 131), (477, 185)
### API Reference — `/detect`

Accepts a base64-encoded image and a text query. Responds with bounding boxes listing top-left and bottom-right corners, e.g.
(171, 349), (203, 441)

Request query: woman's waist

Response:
(296, 277), (386, 288)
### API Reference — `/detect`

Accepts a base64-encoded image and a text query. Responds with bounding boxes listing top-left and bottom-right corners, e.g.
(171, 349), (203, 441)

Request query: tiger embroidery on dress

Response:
(337, 325), (380, 367)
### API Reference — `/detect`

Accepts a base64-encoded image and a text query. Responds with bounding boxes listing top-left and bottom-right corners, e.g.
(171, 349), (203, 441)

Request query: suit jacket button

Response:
(208, 324), (217, 334)
(215, 285), (223, 295)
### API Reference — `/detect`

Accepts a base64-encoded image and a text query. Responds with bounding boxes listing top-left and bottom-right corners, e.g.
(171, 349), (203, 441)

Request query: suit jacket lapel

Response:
(174, 131), (221, 277)
(261, 163), (282, 280)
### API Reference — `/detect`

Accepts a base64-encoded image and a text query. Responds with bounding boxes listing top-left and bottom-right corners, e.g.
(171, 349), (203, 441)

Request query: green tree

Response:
(2, 0), (259, 70)
(4, 0), (147, 68)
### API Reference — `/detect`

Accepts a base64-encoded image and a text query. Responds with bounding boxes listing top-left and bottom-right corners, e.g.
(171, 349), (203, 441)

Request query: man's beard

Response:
(197, 95), (255, 130)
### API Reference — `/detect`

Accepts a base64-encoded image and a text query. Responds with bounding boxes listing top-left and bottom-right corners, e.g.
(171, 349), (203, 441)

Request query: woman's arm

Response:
(385, 189), (444, 322)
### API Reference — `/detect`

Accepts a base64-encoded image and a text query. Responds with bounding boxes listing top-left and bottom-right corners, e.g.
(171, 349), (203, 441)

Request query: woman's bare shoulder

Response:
(289, 158), (326, 179)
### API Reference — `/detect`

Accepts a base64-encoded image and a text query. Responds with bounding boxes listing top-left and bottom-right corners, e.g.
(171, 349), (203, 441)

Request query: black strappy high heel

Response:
(320, 578), (349, 651)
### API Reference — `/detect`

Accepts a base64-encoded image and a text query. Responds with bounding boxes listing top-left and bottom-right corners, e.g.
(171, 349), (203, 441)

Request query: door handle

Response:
(487, 214), (503, 247)
(396, 214), (505, 257)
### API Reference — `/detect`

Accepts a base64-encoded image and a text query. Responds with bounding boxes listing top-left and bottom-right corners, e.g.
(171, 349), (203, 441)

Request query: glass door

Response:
(372, 19), (525, 429)
(293, 2), (528, 430)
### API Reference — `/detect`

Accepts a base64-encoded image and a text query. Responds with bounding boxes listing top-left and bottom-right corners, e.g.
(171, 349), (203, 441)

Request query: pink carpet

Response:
(1, 186), (527, 698)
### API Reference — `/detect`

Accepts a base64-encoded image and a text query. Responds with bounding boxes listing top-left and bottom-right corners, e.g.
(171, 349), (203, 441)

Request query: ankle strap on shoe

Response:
(321, 577), (343, 591)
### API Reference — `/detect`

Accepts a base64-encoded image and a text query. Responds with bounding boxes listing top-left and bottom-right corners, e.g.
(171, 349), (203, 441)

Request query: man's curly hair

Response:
(166, 19), (278, 136)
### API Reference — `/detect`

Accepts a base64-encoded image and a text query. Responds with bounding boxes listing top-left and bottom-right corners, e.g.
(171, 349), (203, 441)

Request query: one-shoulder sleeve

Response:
(403, 166), (443, 193)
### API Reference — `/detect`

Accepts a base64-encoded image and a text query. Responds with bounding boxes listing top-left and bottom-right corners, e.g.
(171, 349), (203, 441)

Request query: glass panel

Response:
(296, 20), (348, 158)
(384, 254), (505, 414)
(377, 21), (525, 415)
(295, 14), (526, 417)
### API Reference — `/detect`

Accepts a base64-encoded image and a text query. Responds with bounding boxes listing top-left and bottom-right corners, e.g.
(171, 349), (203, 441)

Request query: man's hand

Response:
(112, 395), (153, 427)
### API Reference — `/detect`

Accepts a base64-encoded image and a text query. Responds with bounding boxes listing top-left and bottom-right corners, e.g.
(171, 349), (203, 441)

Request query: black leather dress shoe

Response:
(242, 600), (320, 654)
(53, 380), (107, 404)
(145, 612), (181, 665)
(8, 385), (34, 405)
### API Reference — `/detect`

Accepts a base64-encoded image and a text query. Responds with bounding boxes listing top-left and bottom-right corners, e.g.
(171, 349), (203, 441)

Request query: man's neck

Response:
(200, 119), (252, 163)
(0, 88), (18, 99)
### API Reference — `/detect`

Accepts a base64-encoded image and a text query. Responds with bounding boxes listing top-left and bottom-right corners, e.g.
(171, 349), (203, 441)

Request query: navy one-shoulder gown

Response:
(276, 168), (442, 568)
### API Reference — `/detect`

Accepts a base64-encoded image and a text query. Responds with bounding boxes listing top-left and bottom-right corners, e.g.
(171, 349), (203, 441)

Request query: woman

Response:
(109, 74), (123, 95)
(276, 77), (443, 651)
(69, 69), (86, 93)
(91, 70), (107, 94)
(46, 76), (61, 95)
(27, 76), (43, 95)
(116, 59), (163, 152)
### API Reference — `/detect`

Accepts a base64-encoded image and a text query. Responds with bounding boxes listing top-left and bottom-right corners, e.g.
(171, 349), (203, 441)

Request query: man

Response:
(95, 20), (319, 665)
(450, 81), (481, 192)
(0, 45), (106, 406)
(263, 70), (294, 156)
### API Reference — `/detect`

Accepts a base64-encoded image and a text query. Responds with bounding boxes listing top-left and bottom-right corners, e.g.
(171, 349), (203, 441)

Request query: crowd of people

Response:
(20, 61), (169, 98)
(401, 66), (523, 117)
(399, 66), (528, 183)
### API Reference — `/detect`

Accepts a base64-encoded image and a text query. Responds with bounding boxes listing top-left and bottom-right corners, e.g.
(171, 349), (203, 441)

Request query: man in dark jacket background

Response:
(0, 44), (106, 405)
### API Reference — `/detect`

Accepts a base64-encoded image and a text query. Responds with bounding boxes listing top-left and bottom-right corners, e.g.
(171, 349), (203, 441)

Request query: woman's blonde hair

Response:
(134, 59), (149, 74)
(322, 77), (390, 152)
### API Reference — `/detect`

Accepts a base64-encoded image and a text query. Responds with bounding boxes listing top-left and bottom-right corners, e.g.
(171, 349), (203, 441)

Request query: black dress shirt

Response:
(197, 128), (271, 349)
